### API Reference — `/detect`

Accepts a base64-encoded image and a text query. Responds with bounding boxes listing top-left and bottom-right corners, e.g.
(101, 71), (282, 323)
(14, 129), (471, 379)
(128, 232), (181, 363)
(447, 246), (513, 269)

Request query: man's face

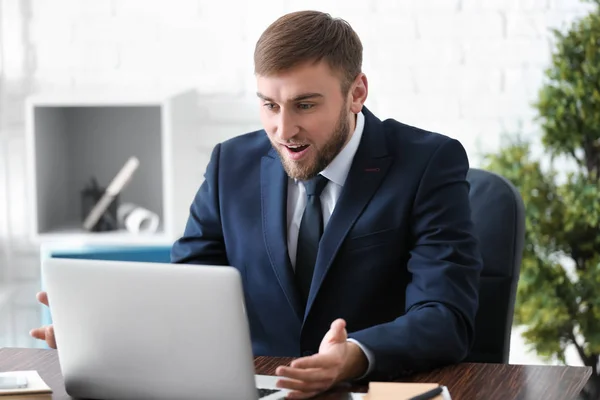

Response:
(256, 61), (354, 181)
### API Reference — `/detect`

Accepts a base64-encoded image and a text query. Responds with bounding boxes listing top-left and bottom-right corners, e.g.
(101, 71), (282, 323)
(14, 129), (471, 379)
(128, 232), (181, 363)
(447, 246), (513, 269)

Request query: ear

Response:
(348, 73), (368, 114)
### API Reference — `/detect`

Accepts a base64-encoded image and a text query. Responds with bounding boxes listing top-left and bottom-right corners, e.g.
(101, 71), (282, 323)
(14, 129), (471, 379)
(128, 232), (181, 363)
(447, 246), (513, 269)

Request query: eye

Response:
(297, 103), (314, 110)
(263, 103), (279, 111)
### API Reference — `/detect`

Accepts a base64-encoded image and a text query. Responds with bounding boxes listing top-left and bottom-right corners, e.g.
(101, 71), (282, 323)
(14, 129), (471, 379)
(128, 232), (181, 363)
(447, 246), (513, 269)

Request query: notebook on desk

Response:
(364, 382), (451, 400)
(0, 370), (52, 398)
(42, 258), (290, 400)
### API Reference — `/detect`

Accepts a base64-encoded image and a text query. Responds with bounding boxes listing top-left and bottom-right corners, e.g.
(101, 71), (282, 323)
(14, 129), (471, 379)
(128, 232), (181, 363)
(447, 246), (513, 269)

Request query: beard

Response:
(273, 104), (351, 181)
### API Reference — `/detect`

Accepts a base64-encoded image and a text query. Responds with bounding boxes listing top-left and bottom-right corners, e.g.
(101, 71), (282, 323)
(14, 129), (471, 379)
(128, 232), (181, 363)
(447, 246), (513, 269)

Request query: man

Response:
(32, 10), (482, 399)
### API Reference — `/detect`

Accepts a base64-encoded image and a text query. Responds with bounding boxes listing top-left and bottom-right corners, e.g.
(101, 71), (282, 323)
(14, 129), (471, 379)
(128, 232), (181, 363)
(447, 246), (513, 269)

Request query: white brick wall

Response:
(7, 0), (593, 160)
(0, 0), (597, 359)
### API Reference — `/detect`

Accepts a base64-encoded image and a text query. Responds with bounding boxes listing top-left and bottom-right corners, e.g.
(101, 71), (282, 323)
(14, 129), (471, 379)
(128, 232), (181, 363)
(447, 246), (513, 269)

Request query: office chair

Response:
(465, 168), (525, 364)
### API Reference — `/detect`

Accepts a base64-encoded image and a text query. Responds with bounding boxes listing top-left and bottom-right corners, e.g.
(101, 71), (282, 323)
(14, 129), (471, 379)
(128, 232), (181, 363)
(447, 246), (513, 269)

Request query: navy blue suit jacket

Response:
(171, 107), (482, 380)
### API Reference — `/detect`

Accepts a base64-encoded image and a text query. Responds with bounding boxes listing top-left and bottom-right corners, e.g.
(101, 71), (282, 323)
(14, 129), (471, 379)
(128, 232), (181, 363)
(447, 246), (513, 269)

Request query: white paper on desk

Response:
(255, 375), (366, 400)
(0, 370), (52, 395)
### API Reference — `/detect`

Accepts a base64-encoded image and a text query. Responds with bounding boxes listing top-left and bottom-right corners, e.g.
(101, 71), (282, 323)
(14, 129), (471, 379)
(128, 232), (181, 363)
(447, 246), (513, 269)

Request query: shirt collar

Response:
(319, 111), (364, 187)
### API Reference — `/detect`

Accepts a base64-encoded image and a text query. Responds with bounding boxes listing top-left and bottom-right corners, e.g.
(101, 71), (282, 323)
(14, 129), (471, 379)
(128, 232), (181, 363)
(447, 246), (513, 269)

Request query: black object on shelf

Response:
(81, 177), (119, 232)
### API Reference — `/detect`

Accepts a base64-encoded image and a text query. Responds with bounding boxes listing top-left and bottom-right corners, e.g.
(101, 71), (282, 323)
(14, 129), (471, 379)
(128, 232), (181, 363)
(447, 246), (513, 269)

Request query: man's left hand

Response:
(275, 318), (368, 399)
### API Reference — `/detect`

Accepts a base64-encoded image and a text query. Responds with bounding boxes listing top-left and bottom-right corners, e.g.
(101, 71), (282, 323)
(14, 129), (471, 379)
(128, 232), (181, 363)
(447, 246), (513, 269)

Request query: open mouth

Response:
(283, 144), (311, 160)
(286, 144), (309, 153)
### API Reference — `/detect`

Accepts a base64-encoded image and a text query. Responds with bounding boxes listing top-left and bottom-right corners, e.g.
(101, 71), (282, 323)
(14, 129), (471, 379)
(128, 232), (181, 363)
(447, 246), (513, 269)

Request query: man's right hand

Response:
(29, 291), (57, 349)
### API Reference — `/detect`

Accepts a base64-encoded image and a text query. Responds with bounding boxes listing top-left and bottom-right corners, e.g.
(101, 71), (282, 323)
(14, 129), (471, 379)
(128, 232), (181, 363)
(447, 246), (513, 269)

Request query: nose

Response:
(275, 109), (299, 141)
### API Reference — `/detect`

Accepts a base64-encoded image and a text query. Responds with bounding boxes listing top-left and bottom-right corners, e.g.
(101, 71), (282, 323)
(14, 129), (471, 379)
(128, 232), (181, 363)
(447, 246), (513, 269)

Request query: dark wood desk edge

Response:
(575, 364), (593, 381)
(1, 348), (595, 399)
(567, 363), (593, 396)
(583, 364), (593, 390)
(201, 355), (598, 397)
(2, 348), (594, 378)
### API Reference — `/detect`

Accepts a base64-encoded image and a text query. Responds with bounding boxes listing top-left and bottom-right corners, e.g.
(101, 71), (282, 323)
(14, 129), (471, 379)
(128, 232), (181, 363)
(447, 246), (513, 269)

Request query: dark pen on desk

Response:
(407, 385), (444, 400)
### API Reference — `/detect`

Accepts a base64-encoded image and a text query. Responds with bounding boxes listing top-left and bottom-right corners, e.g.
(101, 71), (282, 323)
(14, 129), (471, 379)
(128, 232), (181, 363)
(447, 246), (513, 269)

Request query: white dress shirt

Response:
(286, 111), (375, 378)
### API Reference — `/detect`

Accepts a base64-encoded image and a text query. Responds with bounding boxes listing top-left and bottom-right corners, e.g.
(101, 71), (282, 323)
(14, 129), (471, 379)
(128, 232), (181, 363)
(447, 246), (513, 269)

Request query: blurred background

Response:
(0, 0), (598, 377)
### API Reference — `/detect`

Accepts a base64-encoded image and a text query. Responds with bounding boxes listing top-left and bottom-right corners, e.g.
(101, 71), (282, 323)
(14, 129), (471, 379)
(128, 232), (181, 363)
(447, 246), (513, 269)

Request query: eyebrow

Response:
(256, 92), (324, 102)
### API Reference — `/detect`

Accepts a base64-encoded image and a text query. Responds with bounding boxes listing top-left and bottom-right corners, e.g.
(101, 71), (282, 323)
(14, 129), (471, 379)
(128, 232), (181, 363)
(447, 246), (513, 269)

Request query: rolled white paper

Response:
(117, 203), (160, 234)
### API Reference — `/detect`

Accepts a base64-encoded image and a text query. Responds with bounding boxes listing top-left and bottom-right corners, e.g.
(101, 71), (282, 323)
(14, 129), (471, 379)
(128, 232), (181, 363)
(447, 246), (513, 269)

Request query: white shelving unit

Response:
(25, 88), (202, 246)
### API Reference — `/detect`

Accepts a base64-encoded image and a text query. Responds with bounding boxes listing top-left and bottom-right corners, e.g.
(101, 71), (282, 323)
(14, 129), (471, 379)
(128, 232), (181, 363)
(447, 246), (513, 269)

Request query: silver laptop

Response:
(41, 257), (290, 400)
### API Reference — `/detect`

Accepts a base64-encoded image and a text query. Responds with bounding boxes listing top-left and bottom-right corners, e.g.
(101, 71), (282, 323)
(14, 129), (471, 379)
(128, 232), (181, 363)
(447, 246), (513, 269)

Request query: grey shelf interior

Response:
(33, 106), (164, 234)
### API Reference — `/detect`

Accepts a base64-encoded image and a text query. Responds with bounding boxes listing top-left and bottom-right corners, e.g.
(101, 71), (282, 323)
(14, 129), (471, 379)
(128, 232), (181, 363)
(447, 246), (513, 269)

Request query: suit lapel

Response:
(261, 151), (303, 321)
(305, 108), (392, 317)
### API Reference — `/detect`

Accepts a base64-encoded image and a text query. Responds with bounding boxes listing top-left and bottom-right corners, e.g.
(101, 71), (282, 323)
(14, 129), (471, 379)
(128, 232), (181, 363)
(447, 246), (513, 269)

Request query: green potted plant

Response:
(484, 0), (600, 398)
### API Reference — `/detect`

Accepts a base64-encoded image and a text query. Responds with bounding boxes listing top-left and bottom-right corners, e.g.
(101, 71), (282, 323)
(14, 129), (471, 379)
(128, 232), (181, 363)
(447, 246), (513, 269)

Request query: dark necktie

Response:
(295, 174), (329, 306)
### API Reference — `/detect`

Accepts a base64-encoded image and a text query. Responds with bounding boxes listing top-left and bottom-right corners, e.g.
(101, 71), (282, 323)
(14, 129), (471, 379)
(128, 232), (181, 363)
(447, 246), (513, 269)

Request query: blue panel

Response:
(39, 245), (172, 335)
(48, 246), (172, 263)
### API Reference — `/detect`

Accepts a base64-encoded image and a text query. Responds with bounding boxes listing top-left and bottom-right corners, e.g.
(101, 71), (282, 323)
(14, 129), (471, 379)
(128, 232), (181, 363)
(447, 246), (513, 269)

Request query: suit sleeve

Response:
(347, 138), (483, 380)
(170, 143), (229, 266)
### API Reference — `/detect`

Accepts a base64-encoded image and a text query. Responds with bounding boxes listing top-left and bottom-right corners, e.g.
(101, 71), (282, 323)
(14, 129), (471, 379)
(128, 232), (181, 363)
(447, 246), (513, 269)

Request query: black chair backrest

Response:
(465, 168), (525, 363)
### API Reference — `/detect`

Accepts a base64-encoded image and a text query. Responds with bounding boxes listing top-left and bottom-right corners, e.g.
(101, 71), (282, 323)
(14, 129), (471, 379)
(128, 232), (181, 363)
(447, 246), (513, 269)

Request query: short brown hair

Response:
(254, 10), (363, 94)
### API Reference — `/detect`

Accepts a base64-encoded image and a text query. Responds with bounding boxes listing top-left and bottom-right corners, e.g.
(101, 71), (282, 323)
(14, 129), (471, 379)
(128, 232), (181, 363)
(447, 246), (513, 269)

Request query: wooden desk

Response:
(0, 347), (592, 399)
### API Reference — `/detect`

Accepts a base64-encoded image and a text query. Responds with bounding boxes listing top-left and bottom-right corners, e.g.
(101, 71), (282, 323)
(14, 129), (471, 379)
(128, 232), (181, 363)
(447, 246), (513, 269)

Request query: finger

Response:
(276, 366), (331, 383)
(36, 291), (49, 307)
(329, 319), (347, 342)
(331, 318), (346, 331)
(276, 377), (327, 393)
(29, 327), (47, 340)
(45, 325), (57, 349)
(284, 389), (320, 399)
(290, 353), (338, 369)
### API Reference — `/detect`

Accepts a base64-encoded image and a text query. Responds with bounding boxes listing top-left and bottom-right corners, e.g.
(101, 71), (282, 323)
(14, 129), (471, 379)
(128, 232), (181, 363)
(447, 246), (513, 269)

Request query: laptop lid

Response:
(41, 257), (286, 400)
